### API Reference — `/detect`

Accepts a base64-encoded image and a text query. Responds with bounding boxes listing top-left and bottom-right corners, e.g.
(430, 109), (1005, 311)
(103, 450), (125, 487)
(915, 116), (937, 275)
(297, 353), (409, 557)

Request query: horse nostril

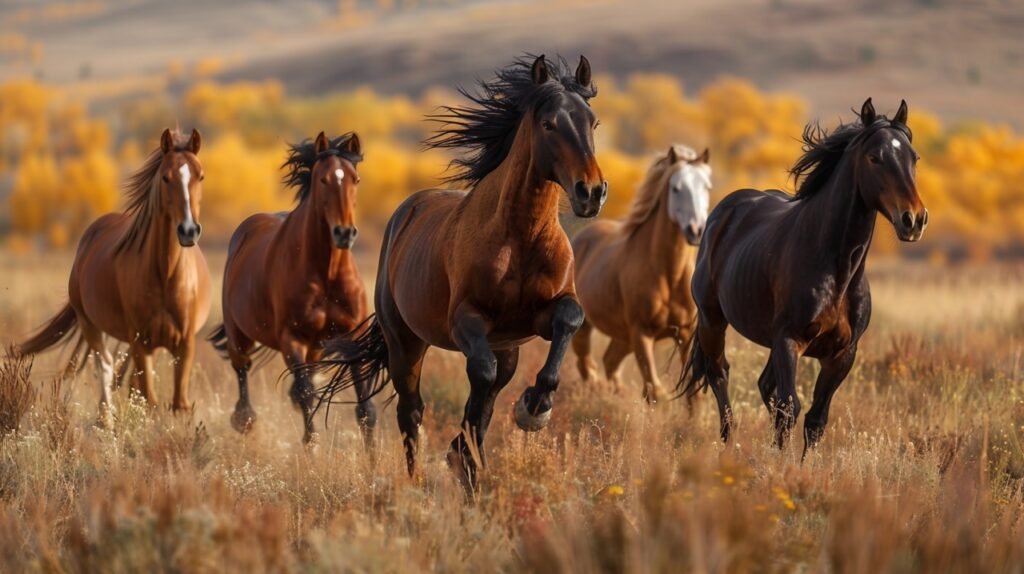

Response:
(901, 211), (914, 229)
(574, 181), (589, 201)
(194, 223), (202, 238)
(921, 209), (929, 228)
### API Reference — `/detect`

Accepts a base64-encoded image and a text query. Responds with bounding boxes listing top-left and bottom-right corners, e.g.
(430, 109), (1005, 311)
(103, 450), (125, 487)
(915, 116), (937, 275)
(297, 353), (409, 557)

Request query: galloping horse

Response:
(18, 129), (211, 423)
(572, 145), (711, 403)
(678, 99), (927, 454)
(309, 55), (606, 488)
(210, 132), (372, 445)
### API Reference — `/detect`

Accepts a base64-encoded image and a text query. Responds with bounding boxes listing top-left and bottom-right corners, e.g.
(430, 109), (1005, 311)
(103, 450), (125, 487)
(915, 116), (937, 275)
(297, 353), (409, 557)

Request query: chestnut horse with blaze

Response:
(18, 129), (211, 423)
(307, 55), (606, 489)
(679, 99), (928, 455)
(210, 132), (373, 445)
(572, 145), (711, 403)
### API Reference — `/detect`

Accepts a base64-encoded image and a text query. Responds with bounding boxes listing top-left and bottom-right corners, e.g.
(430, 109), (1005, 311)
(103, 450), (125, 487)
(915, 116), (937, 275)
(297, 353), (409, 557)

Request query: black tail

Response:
(676, 329), (710, 398)
(208, 323), (275, 369)
(18, 304), (79, 356)
(300, 315), (390, 419)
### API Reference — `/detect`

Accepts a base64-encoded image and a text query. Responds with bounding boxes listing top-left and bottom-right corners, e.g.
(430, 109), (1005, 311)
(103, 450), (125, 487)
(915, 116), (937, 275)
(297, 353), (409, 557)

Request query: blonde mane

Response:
(114, 130), (191, 254)
(621, 144), (699, 235)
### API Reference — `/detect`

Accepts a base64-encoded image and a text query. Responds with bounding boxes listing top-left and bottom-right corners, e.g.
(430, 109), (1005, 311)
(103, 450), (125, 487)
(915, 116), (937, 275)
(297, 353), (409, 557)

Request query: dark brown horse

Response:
(678, 99), (927, 455)
(210, 132), (372, 444)
(308, 55), (606, 489)
(18, 129), (211, 424)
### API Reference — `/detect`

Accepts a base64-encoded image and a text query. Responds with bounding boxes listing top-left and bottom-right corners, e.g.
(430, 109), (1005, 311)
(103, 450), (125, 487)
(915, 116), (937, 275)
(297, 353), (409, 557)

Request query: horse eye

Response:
(321, 176), (329, 184)
(868, 155), (882, 165)
(355, 177), (362, 184)
(593, 120), (601, 130)
(162, 173), (171, 183)
(542, 120), (555, 131)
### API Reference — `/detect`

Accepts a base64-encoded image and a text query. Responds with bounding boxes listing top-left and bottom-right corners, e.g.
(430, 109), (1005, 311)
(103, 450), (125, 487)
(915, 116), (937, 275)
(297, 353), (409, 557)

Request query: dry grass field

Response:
(1, 248), (1023, 572)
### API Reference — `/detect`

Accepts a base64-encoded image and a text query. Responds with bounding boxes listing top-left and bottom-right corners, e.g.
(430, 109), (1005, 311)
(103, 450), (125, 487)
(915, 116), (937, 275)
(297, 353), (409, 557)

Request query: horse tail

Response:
(208, 324), (230, 356)
(18, 304), (79, 357)
(301, 315), (390, 418)
(676, 327), (710, 398)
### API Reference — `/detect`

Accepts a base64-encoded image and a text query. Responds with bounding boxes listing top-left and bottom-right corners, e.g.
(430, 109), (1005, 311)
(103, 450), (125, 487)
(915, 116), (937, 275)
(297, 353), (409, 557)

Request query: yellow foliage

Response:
(198, 132), (288, 231)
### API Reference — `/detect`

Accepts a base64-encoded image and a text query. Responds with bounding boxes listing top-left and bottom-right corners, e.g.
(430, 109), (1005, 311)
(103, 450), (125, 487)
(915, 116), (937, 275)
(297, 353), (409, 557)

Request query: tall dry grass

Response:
(0, 250), (1023, 572)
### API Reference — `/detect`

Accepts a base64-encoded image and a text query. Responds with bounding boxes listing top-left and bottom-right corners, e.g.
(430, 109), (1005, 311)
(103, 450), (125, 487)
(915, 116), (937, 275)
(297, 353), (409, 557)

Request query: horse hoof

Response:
(514, 392), (551, 432)
(95, 408), (116, 430)
(303, 431), (321, 447)
(642, 382), (664, 405)
(230, 408), (256, 434)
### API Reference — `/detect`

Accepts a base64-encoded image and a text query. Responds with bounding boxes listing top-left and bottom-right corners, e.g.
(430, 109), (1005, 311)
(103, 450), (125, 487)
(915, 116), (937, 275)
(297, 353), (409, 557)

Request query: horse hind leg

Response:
(571, 319), (598, 382)
(690, 311), (732, 442)
(80, 321), (115, 427)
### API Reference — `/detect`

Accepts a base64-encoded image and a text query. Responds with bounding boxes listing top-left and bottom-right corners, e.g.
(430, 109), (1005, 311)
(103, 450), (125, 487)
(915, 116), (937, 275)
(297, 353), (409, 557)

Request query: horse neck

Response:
(285, 195), (353, 283)
(798, 155), (877, 280)
(140, 209), (187, 281)
(630, 177), (692, 282)
(461, 125), (561, 238)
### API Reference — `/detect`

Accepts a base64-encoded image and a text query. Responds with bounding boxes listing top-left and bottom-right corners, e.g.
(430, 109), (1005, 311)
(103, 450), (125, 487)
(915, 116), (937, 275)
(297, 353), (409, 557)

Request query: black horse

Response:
(679, 98), (927, 455)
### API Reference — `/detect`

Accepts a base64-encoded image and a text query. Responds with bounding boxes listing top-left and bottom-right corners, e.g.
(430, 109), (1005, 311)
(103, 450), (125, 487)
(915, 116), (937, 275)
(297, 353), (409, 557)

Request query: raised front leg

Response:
(172, 340), (195, 412)
(770, 336), (801, 448)
(803, 345), (856, 458)
(514, 296), (585, 432)
(281, 334), (316, 444)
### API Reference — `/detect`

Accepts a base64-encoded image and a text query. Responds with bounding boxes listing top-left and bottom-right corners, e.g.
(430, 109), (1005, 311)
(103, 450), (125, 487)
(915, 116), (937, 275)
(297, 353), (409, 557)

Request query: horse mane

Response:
(114, 129), (191, 254)
(282, 133), (363, 202)
(790, 113), (912, 199)
(424, 54), (597, 187)
(622, 145), (698, 235)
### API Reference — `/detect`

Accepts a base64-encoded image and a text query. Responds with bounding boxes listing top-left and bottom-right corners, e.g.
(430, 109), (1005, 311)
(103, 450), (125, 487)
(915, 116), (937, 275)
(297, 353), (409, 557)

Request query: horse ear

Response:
(314, 131), (329, 154)
(341, 132), (361, 156)
(188, 128), (202, 155)
(531, 54), (549, 85)
(160, 128), (174, 154)
(575, 55), (592, 88)
(667, 146), (679, 164)
(860, 97), (876, 125)
(698, 147), (710, 164)
(893, 99), (908, 125)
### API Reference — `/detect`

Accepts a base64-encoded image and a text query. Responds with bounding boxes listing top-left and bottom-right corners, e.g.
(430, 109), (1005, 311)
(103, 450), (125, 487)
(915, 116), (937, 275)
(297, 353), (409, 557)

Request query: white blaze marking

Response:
(178, 163), (194, 225)
(891, 138), (901, 149)
(335, 168), (345, 181)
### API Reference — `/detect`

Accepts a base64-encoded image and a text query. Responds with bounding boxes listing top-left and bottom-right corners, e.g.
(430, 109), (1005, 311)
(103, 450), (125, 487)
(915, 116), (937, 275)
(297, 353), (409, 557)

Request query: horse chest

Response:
(485, 244), (570, 310)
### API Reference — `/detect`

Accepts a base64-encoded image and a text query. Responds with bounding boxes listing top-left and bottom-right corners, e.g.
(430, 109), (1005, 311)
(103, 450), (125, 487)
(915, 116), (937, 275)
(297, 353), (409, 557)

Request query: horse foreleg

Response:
(129, 345), (156, 406)
(602, 338), (630, 390)
(571, 319), (597, 382)
(281, 335), (316, 444)
(803, 345), (856, 458)
(515, 296), (585, 432)
(770, 336), (802, 448)
(227, 334), (256, 433)
(449, 303), (498, 493)
(629, 330), (664, 404)
(172, 340), (195, 412)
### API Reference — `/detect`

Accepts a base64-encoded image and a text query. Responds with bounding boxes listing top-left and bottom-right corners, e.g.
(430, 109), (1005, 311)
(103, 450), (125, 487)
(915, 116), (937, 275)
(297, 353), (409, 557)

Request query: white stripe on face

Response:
(178, 163), (194, 225)
(892, 138), (901, 149)
(335, 168), (345, 182)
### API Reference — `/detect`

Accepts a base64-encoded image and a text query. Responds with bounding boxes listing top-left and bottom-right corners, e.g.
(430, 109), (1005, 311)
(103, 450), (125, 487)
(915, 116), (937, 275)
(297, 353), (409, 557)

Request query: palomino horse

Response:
(572, 145), (711, 403)
(210, 132), (372, 445)
(308, 55), (606, 489)
(18, 129), (211, 422)
(678, 99), (927, 455)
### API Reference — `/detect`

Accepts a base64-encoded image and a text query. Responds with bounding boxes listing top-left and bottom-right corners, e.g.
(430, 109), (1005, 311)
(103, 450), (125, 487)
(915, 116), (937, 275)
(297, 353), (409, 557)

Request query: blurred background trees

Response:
(1, 72), (1022, 261)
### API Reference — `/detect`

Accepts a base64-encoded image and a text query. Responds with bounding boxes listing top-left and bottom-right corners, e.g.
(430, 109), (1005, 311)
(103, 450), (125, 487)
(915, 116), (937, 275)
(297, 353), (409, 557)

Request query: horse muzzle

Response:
(684, 222), (705, 246)
(570, 180), (608, 218)
(893, 208), (928, 242)
(332, 225), (358, 249)
(176, 222), (201, 247)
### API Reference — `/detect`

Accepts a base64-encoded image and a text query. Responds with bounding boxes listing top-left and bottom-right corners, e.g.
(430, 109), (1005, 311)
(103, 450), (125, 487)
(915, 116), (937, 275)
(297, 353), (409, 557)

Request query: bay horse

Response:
(307, 55), (606, 489)
(678, 99), (927, 455)
(18, 128), (211, 423)
(209, 132), (371, 445)
(572, 145), (711, 403)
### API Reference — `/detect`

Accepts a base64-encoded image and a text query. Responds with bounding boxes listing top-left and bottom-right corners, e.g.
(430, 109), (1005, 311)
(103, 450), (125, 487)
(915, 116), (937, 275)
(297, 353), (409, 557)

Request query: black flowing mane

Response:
(790, 114), (912, 199)
(283, 133), (363, 202)
(425, 54), (597, 187)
